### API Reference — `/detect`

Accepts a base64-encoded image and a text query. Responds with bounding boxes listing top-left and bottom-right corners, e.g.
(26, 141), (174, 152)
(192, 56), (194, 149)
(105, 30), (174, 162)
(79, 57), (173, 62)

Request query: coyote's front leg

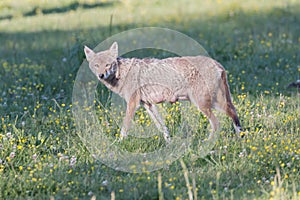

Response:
(120, 92), (141, 139)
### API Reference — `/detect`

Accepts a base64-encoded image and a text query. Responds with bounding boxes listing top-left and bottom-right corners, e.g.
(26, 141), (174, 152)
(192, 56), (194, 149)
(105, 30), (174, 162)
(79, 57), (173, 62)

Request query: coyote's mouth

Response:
(99, 70), (112, 80)
(98, 67), (116, 82)
(103, 70), (112, 79)
(99, 74), (105, 79)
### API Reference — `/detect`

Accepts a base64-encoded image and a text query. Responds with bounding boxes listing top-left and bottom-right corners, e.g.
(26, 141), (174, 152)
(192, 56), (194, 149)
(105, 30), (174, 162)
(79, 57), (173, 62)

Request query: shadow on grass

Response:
(24, 1), (117, 17)
(0, 1), (117, 21)
(0, 15), (12, 21)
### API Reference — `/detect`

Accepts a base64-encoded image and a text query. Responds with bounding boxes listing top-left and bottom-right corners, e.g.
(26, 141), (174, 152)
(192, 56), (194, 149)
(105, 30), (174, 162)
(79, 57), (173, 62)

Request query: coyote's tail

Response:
(220, 71), (233, 105)
(220, 70), (242, 129)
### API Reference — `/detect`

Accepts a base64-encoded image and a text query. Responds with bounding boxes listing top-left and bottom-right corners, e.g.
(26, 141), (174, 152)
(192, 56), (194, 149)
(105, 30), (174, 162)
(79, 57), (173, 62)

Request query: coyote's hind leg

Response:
(200, 108), (220, 140)
(192, 96), (220, 139)
(143, 103), (170, 143)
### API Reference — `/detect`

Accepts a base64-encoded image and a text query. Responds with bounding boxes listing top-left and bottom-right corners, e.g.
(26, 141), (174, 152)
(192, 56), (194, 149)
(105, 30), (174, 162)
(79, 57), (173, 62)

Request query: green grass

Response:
(0, 0), (299, 199)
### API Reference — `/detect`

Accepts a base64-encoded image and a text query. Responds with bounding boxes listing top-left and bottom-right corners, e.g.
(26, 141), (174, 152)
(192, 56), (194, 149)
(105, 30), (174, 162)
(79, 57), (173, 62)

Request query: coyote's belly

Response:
(140, 84), (189, 104)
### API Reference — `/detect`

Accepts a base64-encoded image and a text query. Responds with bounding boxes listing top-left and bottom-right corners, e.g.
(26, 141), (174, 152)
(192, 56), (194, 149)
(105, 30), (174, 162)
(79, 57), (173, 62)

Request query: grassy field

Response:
(0, 0), (299, 199)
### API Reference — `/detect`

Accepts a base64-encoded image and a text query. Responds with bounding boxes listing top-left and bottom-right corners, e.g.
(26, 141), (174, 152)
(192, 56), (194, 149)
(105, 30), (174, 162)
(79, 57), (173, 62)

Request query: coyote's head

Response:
(84, 42), (120, 81)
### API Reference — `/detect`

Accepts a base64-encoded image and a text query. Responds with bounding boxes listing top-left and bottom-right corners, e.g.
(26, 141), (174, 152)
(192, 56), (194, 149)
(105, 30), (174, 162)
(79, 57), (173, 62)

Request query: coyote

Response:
(84, 42), (242, 142)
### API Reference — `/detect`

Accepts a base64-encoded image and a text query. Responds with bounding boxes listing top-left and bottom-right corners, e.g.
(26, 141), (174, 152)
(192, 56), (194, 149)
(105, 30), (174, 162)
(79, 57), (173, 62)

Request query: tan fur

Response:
(84, 42), (242, 141)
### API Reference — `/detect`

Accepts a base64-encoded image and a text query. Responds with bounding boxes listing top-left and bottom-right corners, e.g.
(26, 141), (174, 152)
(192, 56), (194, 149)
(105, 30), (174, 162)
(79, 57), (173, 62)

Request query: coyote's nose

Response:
(99, 74), (104, 79)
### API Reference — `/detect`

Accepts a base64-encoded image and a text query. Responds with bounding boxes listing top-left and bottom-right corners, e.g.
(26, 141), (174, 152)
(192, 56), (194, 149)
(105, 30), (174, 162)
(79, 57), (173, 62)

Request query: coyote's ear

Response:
(84, 46), (95, 62)
(109, 42), (118, 58)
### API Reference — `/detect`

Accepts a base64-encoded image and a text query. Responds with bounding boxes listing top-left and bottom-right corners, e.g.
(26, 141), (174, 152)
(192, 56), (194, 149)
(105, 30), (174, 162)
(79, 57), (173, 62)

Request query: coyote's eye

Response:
(105, 64), (110, 68)
(94, 64), (99, 68)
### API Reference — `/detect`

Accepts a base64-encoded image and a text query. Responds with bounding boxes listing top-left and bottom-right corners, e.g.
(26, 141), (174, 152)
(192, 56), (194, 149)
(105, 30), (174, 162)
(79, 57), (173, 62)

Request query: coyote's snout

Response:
(84, 42), (242, 142)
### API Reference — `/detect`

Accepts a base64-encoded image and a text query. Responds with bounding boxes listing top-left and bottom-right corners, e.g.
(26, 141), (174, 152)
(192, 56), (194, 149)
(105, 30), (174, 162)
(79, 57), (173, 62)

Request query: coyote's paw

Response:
(235, 126), (245, 138)
(163, 131), (171, 144)
(120, 128), (128, 140)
